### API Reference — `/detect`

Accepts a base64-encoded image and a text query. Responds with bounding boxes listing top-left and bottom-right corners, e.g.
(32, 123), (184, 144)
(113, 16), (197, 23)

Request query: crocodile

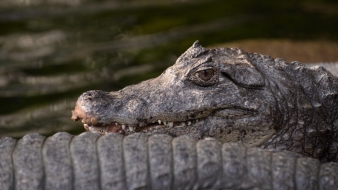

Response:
(71, 41), (338, 162)
(1, 132), (338, 190)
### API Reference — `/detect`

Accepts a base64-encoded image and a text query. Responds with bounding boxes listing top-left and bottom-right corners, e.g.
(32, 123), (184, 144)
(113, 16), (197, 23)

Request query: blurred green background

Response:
(0, 0), (337, 138)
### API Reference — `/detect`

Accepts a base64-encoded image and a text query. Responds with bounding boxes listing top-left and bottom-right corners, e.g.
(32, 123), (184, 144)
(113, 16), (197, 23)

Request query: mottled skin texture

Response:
(72, 41), (338, 162)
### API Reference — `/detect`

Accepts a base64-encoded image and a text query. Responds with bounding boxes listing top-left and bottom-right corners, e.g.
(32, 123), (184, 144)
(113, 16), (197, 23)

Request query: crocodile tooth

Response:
(168, 122), (173, 128)
(187, 121), (192, 125)
(115, 122), (118, 125)
(158, 120), (161, 124)
(122, 124), (126, 130)
(129, 126), (134, 131)
(177, 122), (186, 128)
(163, 121), (167, 125)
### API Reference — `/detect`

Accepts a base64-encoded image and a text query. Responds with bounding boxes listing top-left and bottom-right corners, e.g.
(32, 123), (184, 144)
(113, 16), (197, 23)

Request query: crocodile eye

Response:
(196, 69), (215, 81)
(189, 67), (219, 87)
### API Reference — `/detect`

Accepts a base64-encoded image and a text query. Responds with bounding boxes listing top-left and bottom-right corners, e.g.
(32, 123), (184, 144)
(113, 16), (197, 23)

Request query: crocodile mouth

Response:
(71, 104), (201, 135)
(80, 119), (201, 135)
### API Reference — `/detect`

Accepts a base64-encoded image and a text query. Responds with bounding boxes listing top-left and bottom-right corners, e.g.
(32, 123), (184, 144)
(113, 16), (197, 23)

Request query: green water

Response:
(0, 0), (337, 138)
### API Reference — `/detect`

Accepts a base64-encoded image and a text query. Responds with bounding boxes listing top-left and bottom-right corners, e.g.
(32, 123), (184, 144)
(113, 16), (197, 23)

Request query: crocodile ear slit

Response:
(220, 64), (265, 88)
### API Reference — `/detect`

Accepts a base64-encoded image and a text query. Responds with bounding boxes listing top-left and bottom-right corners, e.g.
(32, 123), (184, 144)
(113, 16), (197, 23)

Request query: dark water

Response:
(0, 0), (337, 138)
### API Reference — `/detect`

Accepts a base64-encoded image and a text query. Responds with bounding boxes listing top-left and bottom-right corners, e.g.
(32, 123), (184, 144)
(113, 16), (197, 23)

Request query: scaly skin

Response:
(72, 41), (338, 162)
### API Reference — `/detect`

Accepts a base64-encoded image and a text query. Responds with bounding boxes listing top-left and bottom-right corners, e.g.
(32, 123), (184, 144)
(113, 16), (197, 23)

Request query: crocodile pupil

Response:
(197, 69), (214, 81)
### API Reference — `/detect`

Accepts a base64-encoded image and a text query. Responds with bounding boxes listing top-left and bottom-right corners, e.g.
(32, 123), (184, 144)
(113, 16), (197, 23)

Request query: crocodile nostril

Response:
(87, 94), (92, 100)
(82, 92), (93, 100)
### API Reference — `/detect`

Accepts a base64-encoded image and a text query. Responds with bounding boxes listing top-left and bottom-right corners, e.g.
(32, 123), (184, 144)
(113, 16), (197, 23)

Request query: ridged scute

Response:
(0, 137), (16, 190)
(42, 132), (73, 190)
(13, 133), (45, 190)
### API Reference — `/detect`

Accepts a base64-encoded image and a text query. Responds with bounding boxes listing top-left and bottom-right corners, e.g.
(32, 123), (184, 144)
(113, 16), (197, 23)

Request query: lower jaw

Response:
(84, 124), (126, 135)
(83, 123), (169, 135)
(83, 119), (200, 135)
(84, 123), (185, 135)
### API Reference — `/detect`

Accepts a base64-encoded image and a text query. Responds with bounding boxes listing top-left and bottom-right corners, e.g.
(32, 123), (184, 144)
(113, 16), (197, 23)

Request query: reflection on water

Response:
(1, 30), (66, 62)
(0, 0), (338, 137)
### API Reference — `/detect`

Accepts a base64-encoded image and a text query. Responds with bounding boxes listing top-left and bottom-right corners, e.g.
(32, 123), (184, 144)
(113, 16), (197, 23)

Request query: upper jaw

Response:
(70, 91), (211, 135)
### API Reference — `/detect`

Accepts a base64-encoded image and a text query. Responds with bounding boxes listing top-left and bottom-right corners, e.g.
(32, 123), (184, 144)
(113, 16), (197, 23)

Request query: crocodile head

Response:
(72, 41), (281, 146)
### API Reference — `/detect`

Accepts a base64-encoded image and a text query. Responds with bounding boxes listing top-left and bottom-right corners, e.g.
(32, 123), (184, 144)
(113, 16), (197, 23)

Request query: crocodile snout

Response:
(71, 90), (105, 124)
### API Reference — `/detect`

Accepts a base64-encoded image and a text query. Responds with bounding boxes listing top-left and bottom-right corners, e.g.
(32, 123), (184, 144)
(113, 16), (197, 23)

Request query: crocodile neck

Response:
(252, 54), (338, 161)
